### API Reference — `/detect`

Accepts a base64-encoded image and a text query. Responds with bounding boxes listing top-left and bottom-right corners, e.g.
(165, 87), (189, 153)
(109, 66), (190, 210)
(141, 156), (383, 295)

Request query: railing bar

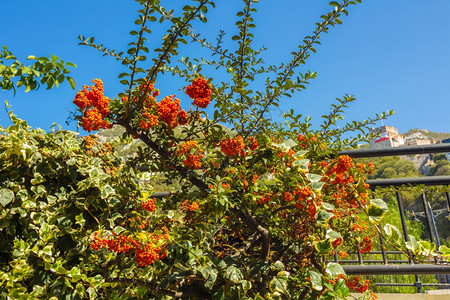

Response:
(371, 192), (389, 265)
(367, 176), (450, 188)
(373, 283), (450, 287)
(334, 250), (339, 263)
(337, 260), (411, 264)
(346, 251), (403, 254)
(379, 233), (388, 265)
(343, 264), (450, 275)
(395, 191), (410, 244)
(421, 192), (437, 244)
(338, 143), (450, 158)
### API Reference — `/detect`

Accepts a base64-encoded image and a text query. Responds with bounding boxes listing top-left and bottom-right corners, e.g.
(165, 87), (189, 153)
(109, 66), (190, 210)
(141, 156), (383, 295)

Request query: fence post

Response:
(421, 192), (437, 244)
(395, 191), (422, 293)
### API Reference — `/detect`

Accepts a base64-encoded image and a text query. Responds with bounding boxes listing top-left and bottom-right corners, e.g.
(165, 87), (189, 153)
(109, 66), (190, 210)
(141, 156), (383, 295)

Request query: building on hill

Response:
(403, 129), (435, 146)
(370, 125), (405, 149)
(406, 139), (434, 146)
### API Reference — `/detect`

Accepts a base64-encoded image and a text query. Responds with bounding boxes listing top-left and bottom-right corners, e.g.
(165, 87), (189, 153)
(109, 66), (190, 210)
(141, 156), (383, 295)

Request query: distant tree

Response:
(429, 159), (450, 176)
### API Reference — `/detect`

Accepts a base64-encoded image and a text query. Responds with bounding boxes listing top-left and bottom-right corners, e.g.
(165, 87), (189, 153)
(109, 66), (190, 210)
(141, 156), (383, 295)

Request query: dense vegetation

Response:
(1, 1), (449, 299)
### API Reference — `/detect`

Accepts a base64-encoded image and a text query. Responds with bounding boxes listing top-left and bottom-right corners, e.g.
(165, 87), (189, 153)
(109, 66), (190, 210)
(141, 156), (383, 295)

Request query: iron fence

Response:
(338, 144), (450, 293)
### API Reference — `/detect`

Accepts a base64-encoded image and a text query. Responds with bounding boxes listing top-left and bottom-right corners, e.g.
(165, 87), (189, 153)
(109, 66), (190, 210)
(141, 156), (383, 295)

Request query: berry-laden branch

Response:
(100, 254), (212, 299)
(247, 0), (354, 137)
(135, 0), (211, 113)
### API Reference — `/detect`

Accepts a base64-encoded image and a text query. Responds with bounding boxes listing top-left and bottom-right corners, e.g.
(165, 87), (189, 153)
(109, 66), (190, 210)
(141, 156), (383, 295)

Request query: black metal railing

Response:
(339, 144), (450, 293)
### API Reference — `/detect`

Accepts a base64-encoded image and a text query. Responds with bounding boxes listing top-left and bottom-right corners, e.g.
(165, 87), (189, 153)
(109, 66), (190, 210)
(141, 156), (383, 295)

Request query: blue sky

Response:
(1, 0), (450, 135)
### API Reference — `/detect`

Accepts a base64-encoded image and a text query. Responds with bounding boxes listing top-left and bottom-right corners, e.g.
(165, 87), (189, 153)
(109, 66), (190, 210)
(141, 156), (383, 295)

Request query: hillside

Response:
(403, 128), (450, 143)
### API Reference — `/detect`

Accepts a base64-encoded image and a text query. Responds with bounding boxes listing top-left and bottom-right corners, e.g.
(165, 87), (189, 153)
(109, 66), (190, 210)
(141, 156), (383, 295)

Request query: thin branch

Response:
(147, 0), (209, 83)
(230, 207), (270, 261)
(100, 253), (211, 299)
(189, 32), (236, 62)
(105, 277), (211, 299)
(119, 121), (209, 192)
(246, 0), (351, 137)
(272, 204), (296, 215)
(125, 1), (153, 119)
(128, 0), (210, 120)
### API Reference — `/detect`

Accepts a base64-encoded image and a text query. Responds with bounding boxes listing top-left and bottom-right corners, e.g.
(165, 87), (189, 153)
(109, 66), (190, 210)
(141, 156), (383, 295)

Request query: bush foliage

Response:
(1, 1), (449, 299)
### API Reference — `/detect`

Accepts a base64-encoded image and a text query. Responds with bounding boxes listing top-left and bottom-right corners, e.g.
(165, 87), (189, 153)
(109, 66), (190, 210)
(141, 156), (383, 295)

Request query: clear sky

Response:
(1, 0), (450, 135)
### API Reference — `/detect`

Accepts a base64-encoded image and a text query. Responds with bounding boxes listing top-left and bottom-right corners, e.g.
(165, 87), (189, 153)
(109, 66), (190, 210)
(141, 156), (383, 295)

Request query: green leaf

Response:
(367, 198), (388, 224)
(309, 270), (323, 290)
(315, 239), (333, 254)
(225, 266), (243, 284)
(67, 77), (76, 89)
(254, 294), (265, 300)
(0, 189), (14, 207)
(293, 159), (310, 171)
(325, 262), (346, 277)
(198, 265), (218, 290)
(326, 229), (342, 240)
(310, 181), (325, 191)
(52, 263), (69, 275)
(269, 277), (289, 296)
(322, 202), (335, 211)
(75, 283), (85, 296)
(317, 210), (334, 222)
(242, 280), (252, 292)
(307, 173), (322, 182)
(277, 271), (289, 280)
(101, 184), (115, 199)
(114, 226), (126, 235)
(333, 278), (350, 298)
(419, 241), (436, 255)
(280, 139), (297, 149)
(384, 224), (402, 244)
(292, 150), (308, 159)
(439, 245), (450, 257)
(270, 260), (285, 271)
(405, 235), (420, 253)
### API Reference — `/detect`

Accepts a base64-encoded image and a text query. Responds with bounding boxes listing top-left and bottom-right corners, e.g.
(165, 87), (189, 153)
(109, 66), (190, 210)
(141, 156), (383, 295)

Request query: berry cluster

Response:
(156, 95), (188, 128)
(247, 136), (258, 151)
(359, 236), (373, 253)
(332, 237), (342, 248)
(73, 79), (112, 132)
(142, 198), (156, 212)
(256, 191), (273, 205)
(325, 155), (354, 185)
(125, 82), (189, 130)
(292, 186), (315, 217)
(91, 232), (134, 253)
(185, 77), (212, 108)
(177, 141), (204, 169)
(220, 136), (245, 157)
(336, 275), (370, 293)
(181, 200), (199, 212)
(297, 134), (316, 148)
(91, 231), (168, 267)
